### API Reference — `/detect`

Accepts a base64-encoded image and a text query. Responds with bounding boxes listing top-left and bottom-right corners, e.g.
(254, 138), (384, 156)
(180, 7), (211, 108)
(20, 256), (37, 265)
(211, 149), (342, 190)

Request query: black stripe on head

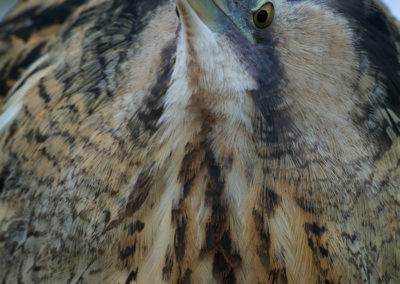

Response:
(225, 27), (298, 147)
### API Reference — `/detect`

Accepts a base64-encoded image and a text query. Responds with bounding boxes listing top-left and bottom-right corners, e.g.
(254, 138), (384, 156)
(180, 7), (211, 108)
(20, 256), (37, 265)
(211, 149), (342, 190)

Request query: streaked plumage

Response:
(0, 0), (399, 283)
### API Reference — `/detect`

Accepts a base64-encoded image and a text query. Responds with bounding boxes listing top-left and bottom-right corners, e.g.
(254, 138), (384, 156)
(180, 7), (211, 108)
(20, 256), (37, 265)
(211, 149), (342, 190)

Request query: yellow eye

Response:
(253, 2), (275, 29)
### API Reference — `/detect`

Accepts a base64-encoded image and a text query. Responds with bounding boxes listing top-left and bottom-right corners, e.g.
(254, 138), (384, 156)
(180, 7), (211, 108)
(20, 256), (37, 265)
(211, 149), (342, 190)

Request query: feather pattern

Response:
(0, 0), (399, 283)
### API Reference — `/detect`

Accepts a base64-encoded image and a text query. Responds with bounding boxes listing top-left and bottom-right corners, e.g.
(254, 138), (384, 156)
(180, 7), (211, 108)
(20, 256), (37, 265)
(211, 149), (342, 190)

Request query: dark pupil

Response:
(256, 10), (268, 23)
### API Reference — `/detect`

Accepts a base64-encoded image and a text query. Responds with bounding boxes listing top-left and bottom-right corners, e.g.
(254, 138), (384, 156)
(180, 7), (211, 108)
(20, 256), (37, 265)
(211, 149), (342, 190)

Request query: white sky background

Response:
(381, 0), (400, 19)
(0, 0), (399, 23)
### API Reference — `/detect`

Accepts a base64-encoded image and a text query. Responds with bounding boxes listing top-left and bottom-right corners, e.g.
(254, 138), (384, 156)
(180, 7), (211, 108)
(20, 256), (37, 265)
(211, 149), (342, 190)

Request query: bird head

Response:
(171, 0), (359, 155)
(177, 0), (276, 42)
(168, 0), (400, 183)
(171, 0), (400, 160)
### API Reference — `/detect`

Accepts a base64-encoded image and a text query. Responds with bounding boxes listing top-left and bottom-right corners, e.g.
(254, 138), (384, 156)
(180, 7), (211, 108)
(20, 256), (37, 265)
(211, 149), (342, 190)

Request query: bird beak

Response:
(175, 0), (256, 43)
(175, 0), (231, 33)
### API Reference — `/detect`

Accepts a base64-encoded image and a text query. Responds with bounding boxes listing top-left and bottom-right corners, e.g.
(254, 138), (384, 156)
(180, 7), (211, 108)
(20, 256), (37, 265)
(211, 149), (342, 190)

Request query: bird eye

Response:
(253, 2), (274, 29)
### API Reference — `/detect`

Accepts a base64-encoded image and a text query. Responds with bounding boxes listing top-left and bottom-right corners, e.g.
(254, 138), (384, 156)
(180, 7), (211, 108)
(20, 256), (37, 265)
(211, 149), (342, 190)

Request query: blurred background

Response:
(0, 0), (17, 20)
(0, 0), (399, 23)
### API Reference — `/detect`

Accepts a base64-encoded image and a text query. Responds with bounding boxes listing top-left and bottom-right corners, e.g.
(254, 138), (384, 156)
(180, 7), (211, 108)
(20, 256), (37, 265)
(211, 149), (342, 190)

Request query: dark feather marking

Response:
(0, 59), (12, 96)
(268, 268), (288, 284)
(1, 220), (28, 259)
(341, 232), (357, 243)
(55, 0), (172, 115)
(213, 251), (230, 278)
(304, 222), (326, 237)
(319, 246), (329, 258)
(204, 150), (227, 251)
(171, 146), (199, 273)
(125, 268), (138, 284)
(304, 222), (332, 277)
(307, 236), (315, 251)
(295, 196), (325, 215)
(263, 187), (281, 218)
(3, 121), (18, 146)
(38, 77), (51, 104)
(125, 220), (145, 236)
(108, 0), (169, 39)
(220, 232), (232, 257)
(162, 250), (174, 281)
(332, 1), (400, 144)
(0, 6), (40, 40)
(54, 63), (75, 96)
(170, 145), (202, 278)
(182, 175), (195, 199)
(59, 131), (76, 145)
(120, 244), (136, 260)
(16, 43), (46, 72)
(7, 60), (52, 97)
(103, 210), (111, 224)
(125, 170), (153, 216)
(178, 144), (198, 198)
(0, 163), (11, 194)
(62, 5), (102, 41)
(360, 5), (400, 110)
(172, 207), (188, 262)
(0, 0), (86, 42)
(226, 28), (296, 146)
(128, 39), (177, 141)
(252, 209), (271, 268)
(104, 168), (153, 232)
(201, 151), (239, 282)
(0, 42), (45, 97)
(223, 269), (236, 284)
(8, 42), (46, 81)
(34, 129), (49, 143)
(174, 147), (239, 280)
(178, 269), (192, 284)
(0, 160), (28, 194)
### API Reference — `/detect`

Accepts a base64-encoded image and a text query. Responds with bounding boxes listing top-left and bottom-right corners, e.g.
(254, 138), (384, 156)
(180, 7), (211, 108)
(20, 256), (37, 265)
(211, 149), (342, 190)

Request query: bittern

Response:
(0, 0), (399, 283)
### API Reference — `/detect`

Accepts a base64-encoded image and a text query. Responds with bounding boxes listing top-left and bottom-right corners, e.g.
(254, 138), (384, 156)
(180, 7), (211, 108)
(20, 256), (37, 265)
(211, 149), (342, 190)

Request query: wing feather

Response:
(0, 0), (86, 103)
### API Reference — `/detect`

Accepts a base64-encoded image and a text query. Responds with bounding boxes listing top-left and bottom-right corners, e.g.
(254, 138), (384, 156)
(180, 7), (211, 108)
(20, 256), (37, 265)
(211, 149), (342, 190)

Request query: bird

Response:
(0, 0), (399, 282)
